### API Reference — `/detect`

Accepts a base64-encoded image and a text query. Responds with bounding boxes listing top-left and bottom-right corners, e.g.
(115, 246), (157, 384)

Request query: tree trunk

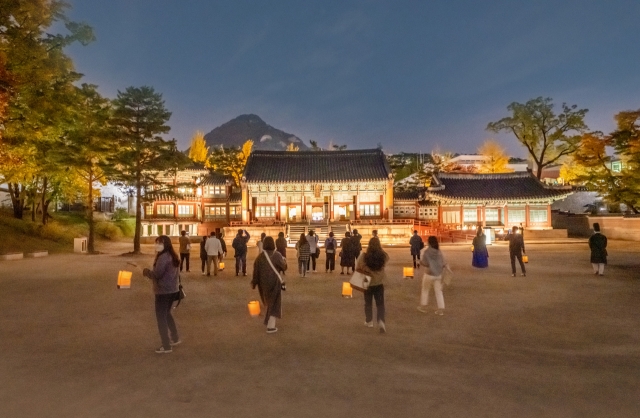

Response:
(31, 191), (36, 222)
(41, 176), (48, 225)
(9, 183), (24, 219)
(536, 164), (543, 180)
(133, 172), (142, 254)
(87, 171), (96, 253)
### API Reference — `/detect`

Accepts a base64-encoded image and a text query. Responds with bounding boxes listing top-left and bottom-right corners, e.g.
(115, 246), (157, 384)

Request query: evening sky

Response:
(66, 0), (640, 157)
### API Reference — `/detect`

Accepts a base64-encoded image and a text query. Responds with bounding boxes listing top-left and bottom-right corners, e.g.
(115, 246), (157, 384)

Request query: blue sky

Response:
(66, 0), (640, 157)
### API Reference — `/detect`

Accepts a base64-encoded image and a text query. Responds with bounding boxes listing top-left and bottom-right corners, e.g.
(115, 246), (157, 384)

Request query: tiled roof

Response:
(200, 172), (230, 185)
(428, 172), (572, 202)
(229, 191), (242, 202)
(243, 149), (392, 183)
(394, 190), (423, 201)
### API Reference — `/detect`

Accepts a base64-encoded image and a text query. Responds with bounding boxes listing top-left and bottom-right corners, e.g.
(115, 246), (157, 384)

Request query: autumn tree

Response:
(286, 143), (299, 151)
(477, 140), (512, 173)
(188, 130), (209, 164)
(487, 97), (588, 180)
(208, 140), (253, 186)
(111, 86), (187, 254)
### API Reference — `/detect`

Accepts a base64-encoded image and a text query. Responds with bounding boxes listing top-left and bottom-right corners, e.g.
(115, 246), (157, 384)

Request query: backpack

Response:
(326, 239), (335, 251)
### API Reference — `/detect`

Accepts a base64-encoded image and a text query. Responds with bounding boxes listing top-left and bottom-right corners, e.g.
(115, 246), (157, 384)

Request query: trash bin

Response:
(74, 237), (87, 253)
(484, 227), (495, 245)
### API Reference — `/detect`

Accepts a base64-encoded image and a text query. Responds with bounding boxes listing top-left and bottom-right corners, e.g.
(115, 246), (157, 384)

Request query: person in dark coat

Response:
(352, 229), (363, 259)
(276, 232), (288, 258)
(409, 230), (424, 268)
(252, 236), (287, 334)
(232, 229), (250, 276)
(506, 225), (526, 277)
(472, 227), (489, 268)
(340, 231), (356, 275)
(324, 231), (338, 273)
(589, 222), (607, 276)
(199, 236), (208, 276)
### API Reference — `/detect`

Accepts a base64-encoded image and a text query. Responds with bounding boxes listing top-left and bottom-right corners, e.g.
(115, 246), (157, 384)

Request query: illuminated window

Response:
(206, 185), (225, 196)
(485, 209), (499, 222)
(205, 206), (226, 216)
(463, 208), (477, 223)
(145, 205), (153, 215)
(178, 205), (193, 215)
(508, 209), (525, 223)
(359, 204), (380, 216)
(256, 206), (275, 217)
(157, 205), (174, 215)
(529, 209), (548, 223)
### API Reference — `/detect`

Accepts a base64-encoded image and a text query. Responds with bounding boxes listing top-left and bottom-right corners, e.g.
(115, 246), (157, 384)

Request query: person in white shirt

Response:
(306, 230), (319, 273)
(204, 232), (224, 276)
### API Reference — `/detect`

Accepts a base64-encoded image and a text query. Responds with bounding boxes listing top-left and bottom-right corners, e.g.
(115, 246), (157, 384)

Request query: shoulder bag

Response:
(264, 252), (286, 291)
(349, 270), (371, 292)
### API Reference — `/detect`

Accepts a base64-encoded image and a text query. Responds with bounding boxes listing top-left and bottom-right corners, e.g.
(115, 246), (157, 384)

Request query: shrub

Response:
(115, 219), (136, 237)
(40, 223), (72, 242)
(112, 208), (131, 221)
(95, 222), (123, 240)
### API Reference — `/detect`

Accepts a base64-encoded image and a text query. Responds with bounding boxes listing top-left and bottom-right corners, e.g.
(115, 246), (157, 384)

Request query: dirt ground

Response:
(0, 239), (639, 418)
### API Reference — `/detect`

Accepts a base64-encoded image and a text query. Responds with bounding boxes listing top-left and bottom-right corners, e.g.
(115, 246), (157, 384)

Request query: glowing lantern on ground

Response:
(117, 271), (132, 289)
(471, 245), (474, 252)
(403, 267), (414, 278)
(219, 262), (225, 270)
(522, 255), (529, 263)
(248, 300), (260, 317)
(342, 282), (353, 298)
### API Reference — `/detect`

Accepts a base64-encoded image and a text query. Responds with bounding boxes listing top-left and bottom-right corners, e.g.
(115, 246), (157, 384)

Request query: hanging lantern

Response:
(522, 255), (529, 263)
(342, 282), (353, 298)
(471, 245), (474, 252)
(219, 262), (225, 271)
(247, 300), (260, 317)
(403, 267), (414, 278)
(117, 271), (132, 289)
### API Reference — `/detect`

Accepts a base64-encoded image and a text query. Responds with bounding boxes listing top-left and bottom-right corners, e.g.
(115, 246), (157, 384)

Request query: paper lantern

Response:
(219, 262), (225, 270)
(403, 267), (414, 278)
(117, 270), (132, 289)
(471, 245), (474, 252)
(248, 300), (260, 317)
(342, 282), (353, 298)
(522, 255), (529, 263)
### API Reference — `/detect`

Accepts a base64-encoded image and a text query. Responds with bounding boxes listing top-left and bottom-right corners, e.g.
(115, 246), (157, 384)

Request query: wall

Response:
(587, 216), (640, 241)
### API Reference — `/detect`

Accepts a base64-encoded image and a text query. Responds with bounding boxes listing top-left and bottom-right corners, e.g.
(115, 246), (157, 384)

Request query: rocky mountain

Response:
(203, 114), (308, 151)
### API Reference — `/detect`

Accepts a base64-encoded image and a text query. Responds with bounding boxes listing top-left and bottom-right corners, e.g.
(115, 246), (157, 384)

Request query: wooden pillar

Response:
(459, 205), (464, 228)
(276, 194), (280, 221)
(504, 204), (509, 227)
(355, 186), (360, 220)
(302, 194), (306, 220)
(385, 178), (394, 221)
(438, 203), (443, 226)
(241, 181), (249, 223)
(525, 203), (530, 228)
(329, 193), (334, 221)
(481, 205), (486, 228)
(547, 204), (552, 228)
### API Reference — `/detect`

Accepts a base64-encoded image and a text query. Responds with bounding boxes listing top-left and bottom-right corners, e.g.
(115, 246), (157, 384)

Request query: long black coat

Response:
(589, 233), (608, 264)
(251, 250), (287, 325)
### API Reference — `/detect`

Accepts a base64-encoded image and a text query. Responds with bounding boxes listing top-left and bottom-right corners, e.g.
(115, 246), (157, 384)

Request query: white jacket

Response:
(204, 237), (223, 256)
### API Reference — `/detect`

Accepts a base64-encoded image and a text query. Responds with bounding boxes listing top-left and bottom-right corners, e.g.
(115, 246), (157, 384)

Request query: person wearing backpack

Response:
(232, 229), (250, 276)
(409, 230), (424, 269)
(324, 231), (338, 273)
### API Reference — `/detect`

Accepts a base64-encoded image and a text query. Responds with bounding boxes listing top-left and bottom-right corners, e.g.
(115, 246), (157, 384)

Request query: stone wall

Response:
(586, 216), (640, 241)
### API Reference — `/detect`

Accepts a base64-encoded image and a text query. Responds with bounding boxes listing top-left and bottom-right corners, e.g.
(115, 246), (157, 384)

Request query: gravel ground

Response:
(1, 240), (639, 418)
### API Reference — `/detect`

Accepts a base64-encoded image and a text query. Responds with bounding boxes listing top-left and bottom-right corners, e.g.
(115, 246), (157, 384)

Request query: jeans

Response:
(412, 254), (420, 268)
(325, 252), (335, 271)
(155, 293), (179, 350)
(235, 254), (247, 275)
(201, 258), (206, 273)
(298, 259), (308, 276)
(180, 253), (190, 272)
(206, 255), (219, 275)
(421, 274), (444, 309)
(510, 252), (526, 274)
(307, 254), (317, 271)
(364, 284), (385, 323)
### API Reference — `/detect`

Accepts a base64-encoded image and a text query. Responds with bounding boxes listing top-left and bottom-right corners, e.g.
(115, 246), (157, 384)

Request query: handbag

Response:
(174, 275), (186, 307)
(315, 247), (321, 258)
(263, 252), (286, 291)
(522, 255), (529, 263)
(349, 270), (371, 292)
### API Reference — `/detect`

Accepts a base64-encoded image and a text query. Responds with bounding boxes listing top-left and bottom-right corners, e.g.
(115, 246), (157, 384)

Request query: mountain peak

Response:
(203, 115), (308, 151)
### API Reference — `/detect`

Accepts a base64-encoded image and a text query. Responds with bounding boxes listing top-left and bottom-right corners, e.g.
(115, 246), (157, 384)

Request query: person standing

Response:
(257, 232), (266, 254)
(589, 222), (608, 276)
(306, 230), (319, 273)
(251, 236), (287, 334)
(371, 229), (379, 242)
(418, 236), (447, 315)
(204, 232), (224, 276)
(276, 231), (288, 258)
(199, 235), (208, 276)
(409, 230), (424, 269)
(356, 238), (389, 333)
(352, 229), (363, 259)
(143, 235), (181, 354)
(295, 233), (311, 277)
(178, 230), (191, 272)
(472, 227), (489, 268)
(324, 231), (338, 273)
(219, 232), (227, 269)
(232, 229), (250, 276)
(506, 225), (526, 277)
(340, 231), (356, 275)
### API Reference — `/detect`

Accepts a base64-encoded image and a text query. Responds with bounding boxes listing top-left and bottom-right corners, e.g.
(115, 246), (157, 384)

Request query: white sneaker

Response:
(435, 309), (444, 316)
(378, 320), (386, 333)
(201, 272), (206, 276)
(364, 321), (373, 328)
(417, 306), (428, 313)
(266, 328), (278, 334)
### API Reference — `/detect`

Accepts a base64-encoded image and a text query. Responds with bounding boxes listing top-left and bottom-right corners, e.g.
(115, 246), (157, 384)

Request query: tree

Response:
(286, 143), (299, 152)
(332, 143), (347, 151)
(54, 84), (116, 253)
(188, 130), (209, 164)
(477, 140), (512, 173)
(559, 156), (589, 185)
(208, 140), (253, 186)
(111, 86), (183, 254)
(487, 97), (588, 179)
(309, 140), (322, 151)
(0, 0), (94, 219)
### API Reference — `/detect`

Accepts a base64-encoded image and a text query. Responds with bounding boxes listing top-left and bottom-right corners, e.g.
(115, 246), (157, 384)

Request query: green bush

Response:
(40, 223), (72, 242)
(95, 222), (123, 240)
(115, 219), (136, 237)
(112, 208), (131, 221)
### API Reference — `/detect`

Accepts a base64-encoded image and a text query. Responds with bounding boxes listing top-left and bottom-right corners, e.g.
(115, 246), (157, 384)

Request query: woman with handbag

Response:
(251, 236), (287, 334)
(418, 236), (447, 316)
(143, 235), (181, 354)
(295, 233), (311, 277)
(355, 238), (389, 333)
(472, 227), (489, 268)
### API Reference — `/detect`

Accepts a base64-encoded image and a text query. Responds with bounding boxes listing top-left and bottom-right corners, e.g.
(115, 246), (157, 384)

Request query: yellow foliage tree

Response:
(188, 131), (209, 164)
(478, 140), (513, 173)
(209, 139), (254, 186)
(559, 156), (589, 185)
(286, 143), (299, 151)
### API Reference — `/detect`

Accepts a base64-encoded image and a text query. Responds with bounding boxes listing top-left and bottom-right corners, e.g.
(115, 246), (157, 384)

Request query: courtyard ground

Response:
(0, 240), (639, 418)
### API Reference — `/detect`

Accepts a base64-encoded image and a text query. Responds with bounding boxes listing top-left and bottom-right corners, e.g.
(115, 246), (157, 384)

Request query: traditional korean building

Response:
(394, 172), (572, 230)
(241, 149), (394, 223)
